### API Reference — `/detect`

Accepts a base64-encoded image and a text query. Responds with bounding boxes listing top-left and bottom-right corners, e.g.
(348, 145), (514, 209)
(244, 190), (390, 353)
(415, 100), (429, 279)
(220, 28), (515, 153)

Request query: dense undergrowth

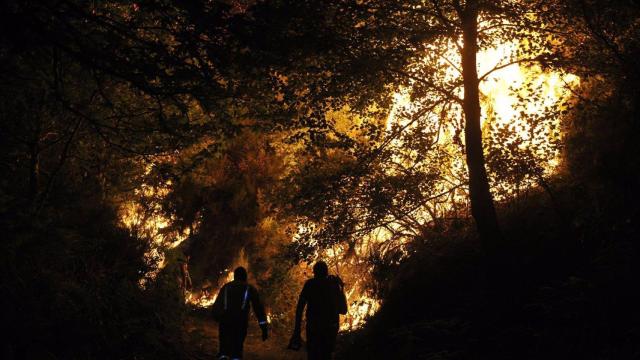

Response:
(338, 180), (639, 359)
(2, 2), (639, 359)
(0, 201), (189, 359)
(337, 100), (640, 360)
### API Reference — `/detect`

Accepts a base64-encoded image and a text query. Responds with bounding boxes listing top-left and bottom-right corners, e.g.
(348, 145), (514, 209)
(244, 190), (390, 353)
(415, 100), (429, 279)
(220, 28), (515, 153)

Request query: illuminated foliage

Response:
(234, 0), (576, 252)
(3, 1), (640, 358)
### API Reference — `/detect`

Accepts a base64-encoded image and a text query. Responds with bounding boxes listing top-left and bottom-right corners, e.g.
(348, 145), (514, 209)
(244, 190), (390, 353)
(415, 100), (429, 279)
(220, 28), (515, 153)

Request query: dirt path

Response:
(185, 316), (307, 360)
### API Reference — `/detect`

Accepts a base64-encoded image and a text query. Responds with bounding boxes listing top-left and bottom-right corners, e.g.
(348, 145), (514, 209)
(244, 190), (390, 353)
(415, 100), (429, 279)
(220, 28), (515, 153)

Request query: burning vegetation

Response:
(114, 27), (579, 334)
(3, 0), (640, 359)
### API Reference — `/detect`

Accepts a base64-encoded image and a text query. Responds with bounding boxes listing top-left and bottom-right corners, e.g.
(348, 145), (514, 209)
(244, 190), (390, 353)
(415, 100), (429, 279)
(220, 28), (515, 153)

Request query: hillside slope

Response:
(338, 174), (640, 359)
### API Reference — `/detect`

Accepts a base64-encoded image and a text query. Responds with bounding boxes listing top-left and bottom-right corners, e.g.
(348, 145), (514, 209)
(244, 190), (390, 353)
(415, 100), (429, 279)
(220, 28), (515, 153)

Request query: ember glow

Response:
(390, 39), (578, 147)
(185, 269), (233, 308)
(477, 42), (579, 151)
(341, 274), (381, 331)
(340, 36), (579, 329)
(186, 249), (249, 307)
(118, 33), (579, 333)
(119, 164), (191, 283)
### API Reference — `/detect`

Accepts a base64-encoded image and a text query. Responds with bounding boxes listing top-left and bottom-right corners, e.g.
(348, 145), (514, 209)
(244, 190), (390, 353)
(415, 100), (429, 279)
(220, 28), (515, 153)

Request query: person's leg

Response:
(230, 323), (248, 359)
(325, 324), (339, 359)
(306, 324), (319, 360)
(218, 321), (231, 359)
(316, 329), (331, 360)
(316, 323), (338, 360)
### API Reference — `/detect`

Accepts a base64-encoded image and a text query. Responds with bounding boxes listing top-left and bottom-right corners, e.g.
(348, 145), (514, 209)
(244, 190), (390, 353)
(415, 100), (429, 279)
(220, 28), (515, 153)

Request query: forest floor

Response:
(184, 316), (307, 360)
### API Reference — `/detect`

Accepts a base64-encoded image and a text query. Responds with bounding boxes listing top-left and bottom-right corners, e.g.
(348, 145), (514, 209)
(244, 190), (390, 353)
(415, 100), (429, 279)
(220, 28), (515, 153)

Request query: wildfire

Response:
(185, 269), (234, 308)
(477, 42), (578, 146)
(342, 295), (380, 331)
(340, 270), (381, 331)
(118, 28), (580, 334)
(390, 39), (578, 142)
(338, 35), (579, 331)
(186, 249), (249, 307)
(119, 163), (192, 283)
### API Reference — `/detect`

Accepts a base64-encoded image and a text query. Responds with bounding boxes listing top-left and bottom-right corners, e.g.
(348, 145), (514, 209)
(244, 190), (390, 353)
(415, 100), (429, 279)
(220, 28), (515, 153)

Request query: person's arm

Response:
(293, 288), (307, 336)
(250, 286), (269, 341)
(211, 284), (226, 322)
(250, 286), (267, 324)
(287, 283), (308, 350)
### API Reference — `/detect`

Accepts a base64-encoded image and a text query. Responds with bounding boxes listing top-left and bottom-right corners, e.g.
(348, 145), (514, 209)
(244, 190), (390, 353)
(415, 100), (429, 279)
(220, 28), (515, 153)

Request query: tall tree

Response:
(234, 0), (554, 252)
(458, 0), (502, 250)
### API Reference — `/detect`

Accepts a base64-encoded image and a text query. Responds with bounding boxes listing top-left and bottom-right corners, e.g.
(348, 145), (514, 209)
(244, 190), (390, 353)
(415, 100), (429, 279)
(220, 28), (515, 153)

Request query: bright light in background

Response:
(119, 163), (192, 285)
(477, 42), (579, 138)
(389, 40), (579, 141)
(351, 38), (580, 330)
(118, 33), (580, 332)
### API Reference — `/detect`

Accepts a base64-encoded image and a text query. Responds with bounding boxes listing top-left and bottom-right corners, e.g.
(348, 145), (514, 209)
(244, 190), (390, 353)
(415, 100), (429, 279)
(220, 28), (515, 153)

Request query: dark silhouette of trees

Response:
(3, 0), (640, 358)
(459, 0), (503, 251)
(232, 0), (559, 253)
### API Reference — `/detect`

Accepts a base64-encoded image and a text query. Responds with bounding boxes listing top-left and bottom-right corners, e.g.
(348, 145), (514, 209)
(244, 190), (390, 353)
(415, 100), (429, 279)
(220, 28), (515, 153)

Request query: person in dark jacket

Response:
(212, 266), (268, 360)
(289, 261), (348, 360)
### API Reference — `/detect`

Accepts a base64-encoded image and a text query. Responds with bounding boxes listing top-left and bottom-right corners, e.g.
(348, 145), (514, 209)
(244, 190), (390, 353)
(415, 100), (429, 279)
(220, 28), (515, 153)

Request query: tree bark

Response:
(460, 0), (504, 252)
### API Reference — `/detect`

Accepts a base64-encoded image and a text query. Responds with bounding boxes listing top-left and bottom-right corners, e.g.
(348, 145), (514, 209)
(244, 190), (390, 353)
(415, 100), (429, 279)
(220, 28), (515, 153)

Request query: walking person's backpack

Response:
(329, 275), (348, 315)
(211, 284), (251, 322)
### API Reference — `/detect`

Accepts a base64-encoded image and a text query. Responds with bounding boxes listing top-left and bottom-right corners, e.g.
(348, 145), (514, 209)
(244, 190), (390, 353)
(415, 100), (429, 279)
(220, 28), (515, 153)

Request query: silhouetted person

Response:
(212, 266), (268, 360)
(290, 261), (348, 360)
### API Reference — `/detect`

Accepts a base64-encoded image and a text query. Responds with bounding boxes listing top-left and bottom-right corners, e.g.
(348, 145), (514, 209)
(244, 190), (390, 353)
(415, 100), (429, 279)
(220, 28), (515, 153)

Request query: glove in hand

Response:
(287, 332), (302, 350)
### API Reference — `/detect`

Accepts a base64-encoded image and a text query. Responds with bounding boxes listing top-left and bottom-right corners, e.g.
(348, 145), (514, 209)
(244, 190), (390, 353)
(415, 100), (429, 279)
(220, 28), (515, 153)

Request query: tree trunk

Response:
(460, 1), (504, 252)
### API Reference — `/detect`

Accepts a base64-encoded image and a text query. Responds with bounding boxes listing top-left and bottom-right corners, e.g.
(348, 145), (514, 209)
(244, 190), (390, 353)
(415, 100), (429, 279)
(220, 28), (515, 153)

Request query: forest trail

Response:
(185, 316), (307, 360)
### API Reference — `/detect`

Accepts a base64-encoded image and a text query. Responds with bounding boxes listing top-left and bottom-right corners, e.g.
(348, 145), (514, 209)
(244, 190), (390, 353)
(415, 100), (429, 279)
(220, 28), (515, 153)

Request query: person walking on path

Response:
(289, 261), (348, 360)
(212, 266), (268, 360)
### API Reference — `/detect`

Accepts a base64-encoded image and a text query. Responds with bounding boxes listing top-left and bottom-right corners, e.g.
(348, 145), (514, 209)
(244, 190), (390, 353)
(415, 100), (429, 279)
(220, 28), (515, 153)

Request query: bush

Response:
(1, 202), (188, 359)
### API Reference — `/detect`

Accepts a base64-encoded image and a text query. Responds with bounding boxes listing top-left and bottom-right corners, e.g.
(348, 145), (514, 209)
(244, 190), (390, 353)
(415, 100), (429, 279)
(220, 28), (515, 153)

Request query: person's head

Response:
(234, 266), (248, 282)
(313, 261), (329, 279)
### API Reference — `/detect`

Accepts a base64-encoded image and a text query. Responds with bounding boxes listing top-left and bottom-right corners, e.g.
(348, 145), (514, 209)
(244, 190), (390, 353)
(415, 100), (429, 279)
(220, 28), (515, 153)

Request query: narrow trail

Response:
(185, 316), (307, 360)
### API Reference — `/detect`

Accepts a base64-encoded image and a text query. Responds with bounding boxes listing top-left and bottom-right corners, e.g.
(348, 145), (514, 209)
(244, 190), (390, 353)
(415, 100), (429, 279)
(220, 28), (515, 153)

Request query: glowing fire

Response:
(477, 42), (578, 147)
(338, 37), (579, 330)
(185, 269), (234, 308)
(119, 164), (192, 283)
(340, 271), (381, 331)
(186, 249), (250, 308)
(343, 296), (380, 331)
(118, 29), (579, 333)
(389, 40), (578, 143)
